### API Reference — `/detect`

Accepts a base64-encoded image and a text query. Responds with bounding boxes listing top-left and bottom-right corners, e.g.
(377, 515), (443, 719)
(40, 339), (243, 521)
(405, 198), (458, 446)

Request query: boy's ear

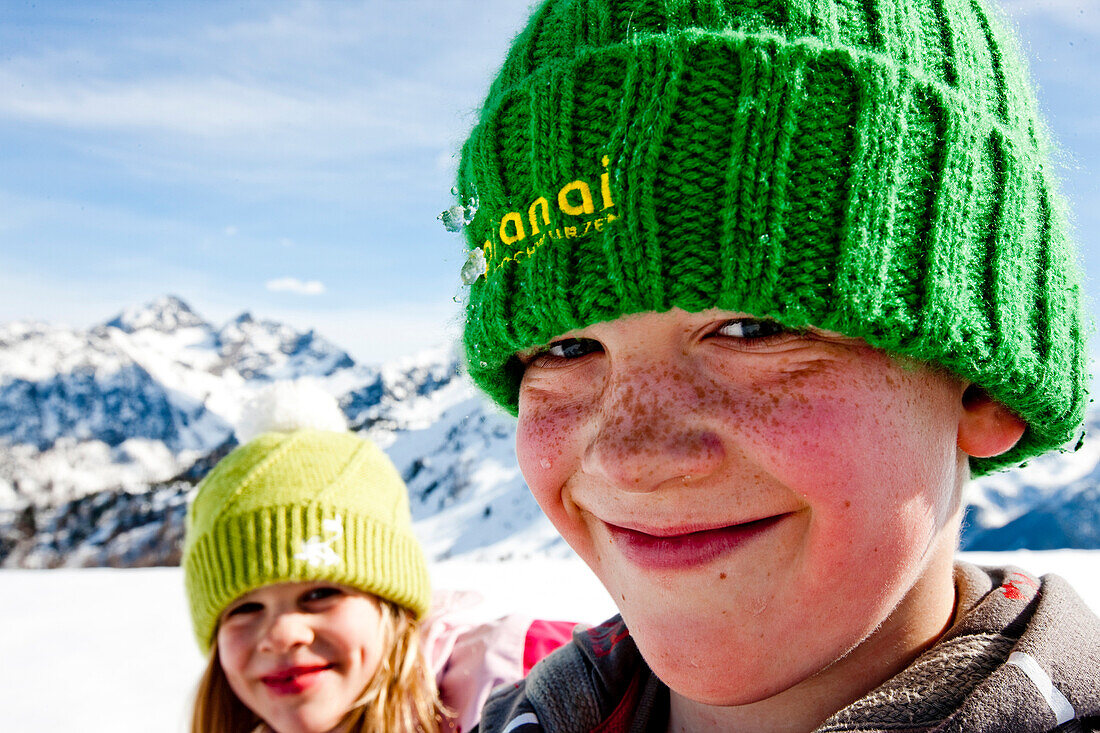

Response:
(957, 385), (1026, 458)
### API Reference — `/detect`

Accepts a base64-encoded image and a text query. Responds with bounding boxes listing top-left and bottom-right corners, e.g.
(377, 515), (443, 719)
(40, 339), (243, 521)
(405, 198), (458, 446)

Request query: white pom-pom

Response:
(235, 380), (347, 444)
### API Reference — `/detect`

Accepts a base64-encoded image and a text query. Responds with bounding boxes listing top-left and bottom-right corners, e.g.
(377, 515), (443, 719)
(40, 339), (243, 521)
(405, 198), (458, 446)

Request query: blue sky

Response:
(1, 0), (1098, 364)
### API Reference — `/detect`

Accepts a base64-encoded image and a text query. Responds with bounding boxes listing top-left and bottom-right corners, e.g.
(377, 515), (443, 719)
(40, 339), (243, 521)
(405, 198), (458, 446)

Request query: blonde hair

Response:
(191, 599), (449, 733)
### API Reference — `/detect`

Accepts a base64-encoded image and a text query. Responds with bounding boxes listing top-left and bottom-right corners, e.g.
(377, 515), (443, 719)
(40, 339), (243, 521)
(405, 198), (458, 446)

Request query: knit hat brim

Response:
(184, 503), (431, 652)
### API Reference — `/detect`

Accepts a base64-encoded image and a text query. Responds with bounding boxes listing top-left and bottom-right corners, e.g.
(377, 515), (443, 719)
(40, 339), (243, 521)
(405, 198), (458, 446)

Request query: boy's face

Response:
(515, 308), (972, 705)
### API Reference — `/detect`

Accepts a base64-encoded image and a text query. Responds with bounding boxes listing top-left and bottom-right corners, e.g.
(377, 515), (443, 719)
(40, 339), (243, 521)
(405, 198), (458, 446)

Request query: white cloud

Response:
(0, 2), (522, 149)
(0, 70), (448, 152)
(0, 2), (546, 206)
(265, 278), (326, 296)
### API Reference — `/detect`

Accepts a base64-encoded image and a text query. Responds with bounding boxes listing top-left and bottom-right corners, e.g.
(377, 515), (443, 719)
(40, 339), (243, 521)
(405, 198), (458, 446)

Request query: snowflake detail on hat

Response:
(295, 515), (344, 568)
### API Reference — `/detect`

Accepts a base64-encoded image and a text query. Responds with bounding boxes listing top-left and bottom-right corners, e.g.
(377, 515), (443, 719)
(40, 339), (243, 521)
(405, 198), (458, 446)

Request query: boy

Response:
(455, 1), (1100, 730)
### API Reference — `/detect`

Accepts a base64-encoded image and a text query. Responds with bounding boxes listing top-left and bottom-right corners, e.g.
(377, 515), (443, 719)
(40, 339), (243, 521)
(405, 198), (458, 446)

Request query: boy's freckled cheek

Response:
(735, 389), (861, 446)
(516, 398), (587, 493)
(733, 389), (895, 497)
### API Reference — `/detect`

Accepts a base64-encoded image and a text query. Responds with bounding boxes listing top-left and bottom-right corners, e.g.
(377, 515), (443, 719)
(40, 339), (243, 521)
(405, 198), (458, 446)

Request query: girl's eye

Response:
(225, 602), (262, 618)
(529, 337), (603, 365)
(301, 586), (343, 605)
(714, 318), (795, 343)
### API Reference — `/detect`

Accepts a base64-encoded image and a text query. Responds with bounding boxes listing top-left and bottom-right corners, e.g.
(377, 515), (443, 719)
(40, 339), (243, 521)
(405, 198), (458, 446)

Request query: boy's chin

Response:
(633, 624), (806, 706)
(626, 605), (865, 708)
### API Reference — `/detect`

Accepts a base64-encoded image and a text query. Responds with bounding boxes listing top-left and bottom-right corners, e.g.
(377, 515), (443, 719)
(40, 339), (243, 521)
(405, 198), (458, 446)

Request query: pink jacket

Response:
(424, 591), (576, 732)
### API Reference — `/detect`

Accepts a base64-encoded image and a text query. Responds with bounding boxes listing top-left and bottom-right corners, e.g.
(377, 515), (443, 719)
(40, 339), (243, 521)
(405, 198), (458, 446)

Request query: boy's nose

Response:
(258, 612), (313, 653)
(581, 370), (726, 493)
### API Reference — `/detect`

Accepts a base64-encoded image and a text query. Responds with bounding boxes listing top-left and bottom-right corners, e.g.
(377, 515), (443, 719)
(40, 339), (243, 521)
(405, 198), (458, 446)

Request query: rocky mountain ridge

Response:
(0, 296), (1095, 567)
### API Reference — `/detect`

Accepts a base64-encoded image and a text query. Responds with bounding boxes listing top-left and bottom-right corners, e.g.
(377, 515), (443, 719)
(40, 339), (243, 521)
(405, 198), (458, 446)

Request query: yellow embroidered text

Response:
(479, 155), (619, 273)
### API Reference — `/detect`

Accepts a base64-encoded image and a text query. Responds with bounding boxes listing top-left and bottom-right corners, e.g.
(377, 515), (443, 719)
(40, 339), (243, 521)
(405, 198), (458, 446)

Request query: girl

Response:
(183, 383), (571, 732)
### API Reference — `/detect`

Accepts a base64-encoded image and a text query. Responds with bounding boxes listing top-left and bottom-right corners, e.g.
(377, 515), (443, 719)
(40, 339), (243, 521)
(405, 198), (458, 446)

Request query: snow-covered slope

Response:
(1, 551), (1097, 733)
(0, 296), (367, 516)
(0, 299), (233, 508)
(962, 410), (1100, 550)
(1, 295), (1098, 567)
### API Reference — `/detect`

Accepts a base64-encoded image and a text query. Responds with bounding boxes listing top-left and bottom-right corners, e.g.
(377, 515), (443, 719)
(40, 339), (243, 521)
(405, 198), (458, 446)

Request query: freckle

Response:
(719, 572), (727, 580)
(621, 593), (625, 601)
(844, 500), (851, 509)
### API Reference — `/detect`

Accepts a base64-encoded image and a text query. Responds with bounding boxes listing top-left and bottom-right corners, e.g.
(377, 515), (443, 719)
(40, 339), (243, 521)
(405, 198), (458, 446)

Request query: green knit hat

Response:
(457, 0), (1088, 475)
(182, 384), (431, 652)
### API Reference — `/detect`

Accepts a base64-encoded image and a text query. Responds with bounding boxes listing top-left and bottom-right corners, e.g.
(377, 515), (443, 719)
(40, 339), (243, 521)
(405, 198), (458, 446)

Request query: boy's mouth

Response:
(604, 514), (793, 571)
(261, 664), (335, 695)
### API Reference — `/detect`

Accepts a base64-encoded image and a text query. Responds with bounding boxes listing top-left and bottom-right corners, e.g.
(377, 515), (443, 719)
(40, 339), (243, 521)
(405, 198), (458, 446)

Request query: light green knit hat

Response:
(182, 383), (431, 652)
(457, 0), (1088, 475)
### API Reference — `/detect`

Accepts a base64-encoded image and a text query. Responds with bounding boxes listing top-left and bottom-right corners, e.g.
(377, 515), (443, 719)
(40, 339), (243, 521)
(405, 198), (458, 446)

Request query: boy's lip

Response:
(603, 513), (794, 570)
(260, 664), (335, 695)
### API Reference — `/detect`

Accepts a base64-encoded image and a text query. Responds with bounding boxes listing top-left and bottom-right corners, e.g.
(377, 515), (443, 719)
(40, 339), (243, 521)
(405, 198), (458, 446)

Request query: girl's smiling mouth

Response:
(604, 513), (795, 571)
(261, 664), (335, 695)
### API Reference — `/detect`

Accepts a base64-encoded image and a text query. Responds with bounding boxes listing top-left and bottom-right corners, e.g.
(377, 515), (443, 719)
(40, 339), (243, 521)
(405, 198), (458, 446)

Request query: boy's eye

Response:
(715, 318), (791, 341)
(530, 337), (603, 365)
(301, 586), (343, 605)
(225, 601), (262, 618)
(548, 338), (600, 359)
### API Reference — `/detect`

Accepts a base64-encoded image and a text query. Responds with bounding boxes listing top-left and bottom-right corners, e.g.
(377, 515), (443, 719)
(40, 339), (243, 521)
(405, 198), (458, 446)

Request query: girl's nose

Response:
(581, 368), (726, 492)
(258, 612), (313, 653)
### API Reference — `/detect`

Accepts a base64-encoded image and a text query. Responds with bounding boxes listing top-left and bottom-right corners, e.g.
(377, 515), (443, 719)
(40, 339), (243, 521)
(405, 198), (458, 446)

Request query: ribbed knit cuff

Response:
(184, 503), (431, 652)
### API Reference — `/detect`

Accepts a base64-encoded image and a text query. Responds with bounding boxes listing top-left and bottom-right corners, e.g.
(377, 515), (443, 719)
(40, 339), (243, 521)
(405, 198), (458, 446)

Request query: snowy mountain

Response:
(0, 295), (1096, 567)
(961, 412), (1100, 550)
(0, 296), (554, 567)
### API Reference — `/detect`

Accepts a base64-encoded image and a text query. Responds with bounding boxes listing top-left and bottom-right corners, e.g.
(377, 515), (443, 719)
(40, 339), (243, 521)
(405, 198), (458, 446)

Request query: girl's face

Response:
(216, 582), (386, 733)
